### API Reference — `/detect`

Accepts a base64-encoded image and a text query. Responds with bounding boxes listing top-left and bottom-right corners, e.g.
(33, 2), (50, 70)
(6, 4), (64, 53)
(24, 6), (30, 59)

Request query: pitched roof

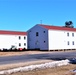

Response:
(0, 30), (27, 35)
(39, 24), (76, 32)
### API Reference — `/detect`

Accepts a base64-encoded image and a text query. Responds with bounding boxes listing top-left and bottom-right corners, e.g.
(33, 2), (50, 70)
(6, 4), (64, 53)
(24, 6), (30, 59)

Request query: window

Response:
(72, 41), (74, 45)
(67, 41), (70, 45)
(43, 31), (45, 33)
(24, 36), (26, 40)
(19, 36), (20, 39)
(67, 33), (69, 36)
(24, 43), (26, 46)
(44, 41), (45, 43)
(19, 43), (21, 46)
(72, 33), (74, 37)
(36, 32), (39, 36)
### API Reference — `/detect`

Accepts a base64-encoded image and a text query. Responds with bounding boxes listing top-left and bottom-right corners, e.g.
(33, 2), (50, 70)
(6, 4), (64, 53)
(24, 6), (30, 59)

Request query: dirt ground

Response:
(9, 64), (76, 75)
(0, 50), (75, 57)
(0, 51), (50, 56)
(0, 50), (76, 75)
(0, 51), (53, 70)
(0, 60), (53, 71)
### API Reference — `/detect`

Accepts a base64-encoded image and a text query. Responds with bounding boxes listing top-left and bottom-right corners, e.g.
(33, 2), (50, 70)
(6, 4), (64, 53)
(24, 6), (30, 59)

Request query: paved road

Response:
(0, 51), (76, 65)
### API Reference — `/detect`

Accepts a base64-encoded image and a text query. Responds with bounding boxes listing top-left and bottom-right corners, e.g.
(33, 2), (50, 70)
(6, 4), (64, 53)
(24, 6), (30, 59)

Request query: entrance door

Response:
(35, 40), (40, 49)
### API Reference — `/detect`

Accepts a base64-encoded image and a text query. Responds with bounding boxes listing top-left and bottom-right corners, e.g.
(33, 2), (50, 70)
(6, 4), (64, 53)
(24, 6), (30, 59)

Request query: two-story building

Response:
(27, 24), (76, 51)
(0, 30), (27, 51)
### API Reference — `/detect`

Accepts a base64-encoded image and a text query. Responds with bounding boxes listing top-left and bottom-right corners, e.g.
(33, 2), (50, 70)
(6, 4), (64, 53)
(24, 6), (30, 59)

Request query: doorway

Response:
(35, 40), (40, 50)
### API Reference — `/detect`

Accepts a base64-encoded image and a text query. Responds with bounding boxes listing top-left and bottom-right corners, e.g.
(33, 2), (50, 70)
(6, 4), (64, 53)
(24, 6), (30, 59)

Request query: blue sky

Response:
(0, 0), (76, 31)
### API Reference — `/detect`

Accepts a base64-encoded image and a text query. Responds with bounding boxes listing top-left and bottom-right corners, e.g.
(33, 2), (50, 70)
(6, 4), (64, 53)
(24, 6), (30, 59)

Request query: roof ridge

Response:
(39, 24), (62, 27)
(0, 30), (26, 33)
(0, 30), (27, 35)
(37, 24), (76, 32)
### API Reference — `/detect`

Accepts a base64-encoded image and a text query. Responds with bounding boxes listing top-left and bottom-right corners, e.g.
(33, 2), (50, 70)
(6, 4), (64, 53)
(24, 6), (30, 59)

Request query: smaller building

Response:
(27, 24), (76, 51)
(0, 30), (27, 51)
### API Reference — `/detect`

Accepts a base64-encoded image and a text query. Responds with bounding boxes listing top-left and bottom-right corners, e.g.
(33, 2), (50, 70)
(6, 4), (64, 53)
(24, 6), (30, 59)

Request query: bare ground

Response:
(0, 51), (76, 75)
(0, 50), (76, 57)
(8, 64), (76, 75)
(0, 51), (50, 56)
(0, 60), (53, 71)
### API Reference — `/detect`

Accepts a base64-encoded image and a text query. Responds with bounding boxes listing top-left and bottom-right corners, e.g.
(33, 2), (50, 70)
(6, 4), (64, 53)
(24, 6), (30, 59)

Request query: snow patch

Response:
(0, 59), (70, 75)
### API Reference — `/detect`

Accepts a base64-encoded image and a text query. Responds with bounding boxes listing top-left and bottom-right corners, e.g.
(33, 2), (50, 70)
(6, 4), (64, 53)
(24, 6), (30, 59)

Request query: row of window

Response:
(36, 31), (45, 36)
(19, 43), (26, 46)
(36, 32), (75, 37)
(31, 31), (75, 37)
(35, 41), (46, 45)
(30, 30), (45, 33)
(67, 33), (74, 37)
(67, 41), (74, 45)
(19, 36), (26, 40)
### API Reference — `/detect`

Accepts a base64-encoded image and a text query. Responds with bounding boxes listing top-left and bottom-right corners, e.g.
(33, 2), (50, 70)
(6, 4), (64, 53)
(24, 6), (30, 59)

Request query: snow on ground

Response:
(0, 59), (70, 75)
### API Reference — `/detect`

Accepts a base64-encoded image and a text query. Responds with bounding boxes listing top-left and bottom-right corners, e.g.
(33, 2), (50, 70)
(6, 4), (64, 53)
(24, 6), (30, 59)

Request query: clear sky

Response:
(0, 0), (76, 31)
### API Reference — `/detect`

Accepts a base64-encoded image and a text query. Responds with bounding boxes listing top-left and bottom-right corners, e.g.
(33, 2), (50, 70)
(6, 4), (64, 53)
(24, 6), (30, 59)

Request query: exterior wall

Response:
(48, 30), (76, 50)
(27, 25), (48, 50)
(28, 24), (76, 50)
(16, 35), (27, 49)
(64, 31), (76, 49)
(0, 34), (27, 50)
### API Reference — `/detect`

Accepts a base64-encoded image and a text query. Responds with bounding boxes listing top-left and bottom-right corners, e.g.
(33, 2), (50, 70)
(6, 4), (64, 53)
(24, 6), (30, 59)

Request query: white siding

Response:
(16, 35), (27, 49)
(64, 31), (76, 49)
(48, 30), (65, 50)
(48, 30), (76, 50)
(0, 35), (27, 50)
(27, 25), (48, 50)
(27, 25), (76, 50)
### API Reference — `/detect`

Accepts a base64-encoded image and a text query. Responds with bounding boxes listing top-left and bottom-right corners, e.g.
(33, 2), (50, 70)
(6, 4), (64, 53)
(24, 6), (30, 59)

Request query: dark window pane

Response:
(72, 41), (74, 45)
(67, 33), (69, 36)
(44, 31), (45, 33)
(67, 41), (69, 45)
(24, 37), (26, 39)
(24, 43), (26, 46)
(36, 32), (39, 36)
(44, 41), (45, 43)
(19, 43), (21, 46)
(72, 33), (74, 37)
(19, 36), (21, 39)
